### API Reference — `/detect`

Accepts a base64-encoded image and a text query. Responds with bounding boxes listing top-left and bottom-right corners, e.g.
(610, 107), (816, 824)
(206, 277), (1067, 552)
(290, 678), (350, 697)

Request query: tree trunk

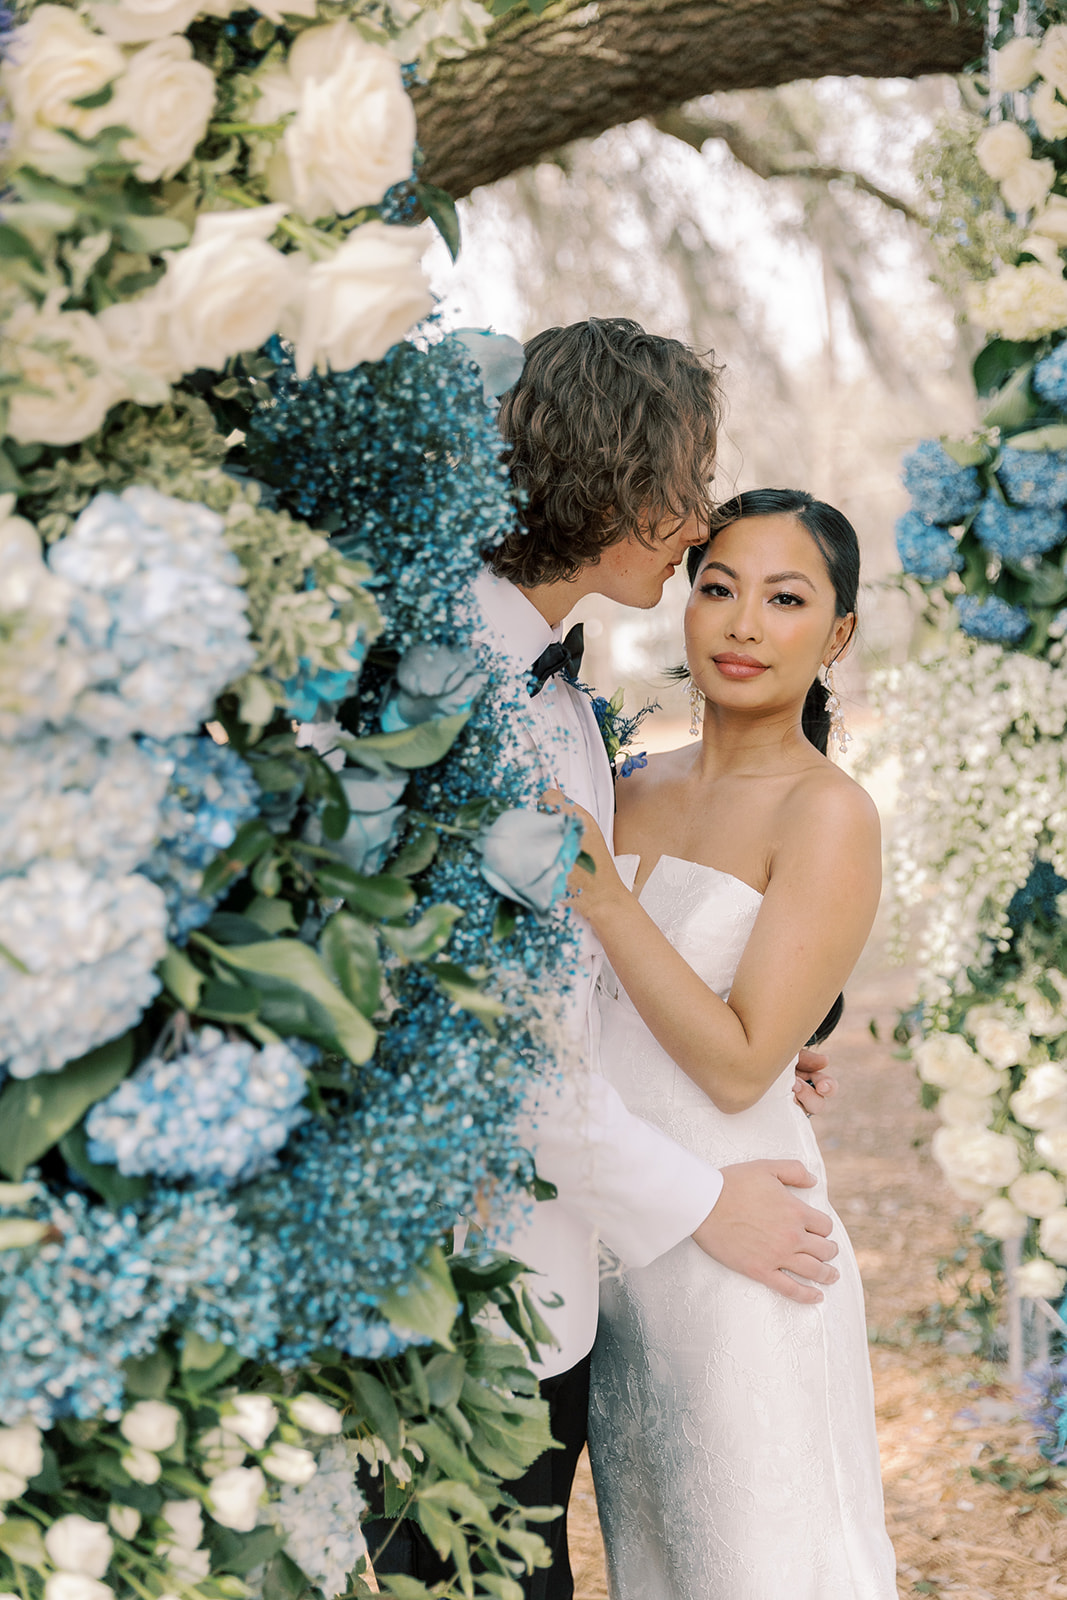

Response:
(413, 0), (983, 198)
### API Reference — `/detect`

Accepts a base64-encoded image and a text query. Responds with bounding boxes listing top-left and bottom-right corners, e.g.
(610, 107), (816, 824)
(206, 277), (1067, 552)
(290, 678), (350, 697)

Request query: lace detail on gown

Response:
(588, 855), (896, 1600)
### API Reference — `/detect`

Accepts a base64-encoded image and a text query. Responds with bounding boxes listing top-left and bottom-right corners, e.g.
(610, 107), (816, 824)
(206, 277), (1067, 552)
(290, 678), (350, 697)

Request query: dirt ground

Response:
(566, 931), (1067, 1600)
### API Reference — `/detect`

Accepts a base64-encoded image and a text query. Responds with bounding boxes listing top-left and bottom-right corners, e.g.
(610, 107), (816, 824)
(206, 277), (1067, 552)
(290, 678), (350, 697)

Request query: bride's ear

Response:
(824, 612), (856, 667)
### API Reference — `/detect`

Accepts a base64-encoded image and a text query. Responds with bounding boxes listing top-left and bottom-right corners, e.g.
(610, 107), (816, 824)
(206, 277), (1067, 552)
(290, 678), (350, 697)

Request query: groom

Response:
(372, 318), (839, 1598)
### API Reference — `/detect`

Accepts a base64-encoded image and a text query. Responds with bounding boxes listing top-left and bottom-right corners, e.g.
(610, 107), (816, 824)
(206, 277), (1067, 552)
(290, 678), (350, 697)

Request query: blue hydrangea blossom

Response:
(998, 447), (1067, 509)
(954, 594), (1032, 644)
(901, 439), (981, 524)
(972, 499), (1066, 561)
(895, 512), (964, 581)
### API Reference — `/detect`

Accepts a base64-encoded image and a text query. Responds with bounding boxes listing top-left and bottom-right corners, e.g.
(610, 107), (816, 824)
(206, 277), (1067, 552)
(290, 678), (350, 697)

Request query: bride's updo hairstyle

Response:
(685, 488), (860, 1045)
(685, 487), (860, 759)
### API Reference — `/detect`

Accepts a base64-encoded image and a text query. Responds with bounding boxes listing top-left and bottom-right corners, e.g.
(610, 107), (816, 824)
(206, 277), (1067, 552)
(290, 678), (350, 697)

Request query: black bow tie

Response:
(528, 623), (585, 697)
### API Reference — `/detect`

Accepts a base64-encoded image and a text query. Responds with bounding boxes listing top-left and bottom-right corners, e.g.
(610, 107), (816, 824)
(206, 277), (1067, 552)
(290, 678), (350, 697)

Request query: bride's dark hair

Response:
(685, 487), (861, 1045)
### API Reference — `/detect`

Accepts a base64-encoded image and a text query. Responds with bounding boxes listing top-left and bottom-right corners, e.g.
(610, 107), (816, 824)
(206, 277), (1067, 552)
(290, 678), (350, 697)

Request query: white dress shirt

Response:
(471, 568), (724, 1377)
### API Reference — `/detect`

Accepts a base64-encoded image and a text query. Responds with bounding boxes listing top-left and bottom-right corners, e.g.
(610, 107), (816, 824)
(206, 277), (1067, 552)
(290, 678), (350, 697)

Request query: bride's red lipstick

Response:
(712, 653), (768, 680)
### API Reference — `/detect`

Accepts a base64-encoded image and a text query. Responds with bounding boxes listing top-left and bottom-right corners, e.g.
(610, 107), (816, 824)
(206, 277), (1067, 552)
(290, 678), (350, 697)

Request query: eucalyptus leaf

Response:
(0, 1033), (133, 1181)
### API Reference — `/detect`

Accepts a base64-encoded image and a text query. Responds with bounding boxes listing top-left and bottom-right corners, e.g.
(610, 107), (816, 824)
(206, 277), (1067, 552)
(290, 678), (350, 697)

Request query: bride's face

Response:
(684, 513), (854, 717)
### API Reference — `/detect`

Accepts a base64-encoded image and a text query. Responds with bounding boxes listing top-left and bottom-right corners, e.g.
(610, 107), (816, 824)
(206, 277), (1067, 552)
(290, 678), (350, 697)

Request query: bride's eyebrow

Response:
(765, 570), (816, 590)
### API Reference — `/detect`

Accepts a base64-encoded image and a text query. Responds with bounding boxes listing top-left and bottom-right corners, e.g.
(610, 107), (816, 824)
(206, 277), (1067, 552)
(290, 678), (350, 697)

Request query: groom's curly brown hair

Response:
(485, 317), (724, 588)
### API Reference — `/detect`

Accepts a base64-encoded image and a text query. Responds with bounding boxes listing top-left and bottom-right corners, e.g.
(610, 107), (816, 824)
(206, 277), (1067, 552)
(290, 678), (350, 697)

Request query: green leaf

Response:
(315, 863), (417, 921)
(0, 1518), (47, 1569)
(406, 1420), (478, 1486)
(0, 1033), (133, 1180)
(195, 935), (377, 1064)
(320, 912), (380, 1018)
(244, 896), (298, 936)
(1005, 423), (1067, 452)
(491, 901), (518, 943)
(262, 1550), (308, 1600)
(196, 977), (262, 1023)
(0, 224), (44, 266)
(72, 82), (114, 109)
(378, 1246), (458, 1350)
(349, 1370), (402, 1458)
(414, 182), (461, 262)
(982, 363), (1036, 430)
(382, 905), (463, 964)
(28, 1446), (63, 1496)
(422, 1352), (465, 1410)
(390, 826), (439, 878)
(414, 1498), (454, 1559)
(973, 338), (1039, 396)
(160, 943), (203, 1009)
(201, 818), (274, 898)
(339, 711), (471, 772)
(374, 1577), (435, 1600)
(116, 214), (189, 253)
(59, 1123), (149, 1208)
(433, 963), (508, 1025)
(209, 1525), (285, 1576)
(123, 1347), (174, 1400)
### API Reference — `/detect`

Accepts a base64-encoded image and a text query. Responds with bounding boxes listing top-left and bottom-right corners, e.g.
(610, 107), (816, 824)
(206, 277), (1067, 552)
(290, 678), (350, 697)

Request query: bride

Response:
(548, 488), (897, 1598)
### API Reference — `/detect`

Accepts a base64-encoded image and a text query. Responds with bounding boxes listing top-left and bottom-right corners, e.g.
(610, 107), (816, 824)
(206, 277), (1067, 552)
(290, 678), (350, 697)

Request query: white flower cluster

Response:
(0, 4), (442, 445)
(0, 487), (254, 1078)
(963, 31), (1067, 341)
(918, 968), (1067, 1297)
(268, 1437), (368, 1597)
(868, 642), (1067, 993)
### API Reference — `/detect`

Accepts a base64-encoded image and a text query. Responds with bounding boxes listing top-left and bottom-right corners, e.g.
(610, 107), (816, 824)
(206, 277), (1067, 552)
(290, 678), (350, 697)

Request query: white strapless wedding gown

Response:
(587, 855), (897, 1599)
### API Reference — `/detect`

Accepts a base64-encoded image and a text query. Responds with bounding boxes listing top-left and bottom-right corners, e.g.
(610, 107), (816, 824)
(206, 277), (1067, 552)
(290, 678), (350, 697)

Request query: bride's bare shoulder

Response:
(783, 760), (881, 854)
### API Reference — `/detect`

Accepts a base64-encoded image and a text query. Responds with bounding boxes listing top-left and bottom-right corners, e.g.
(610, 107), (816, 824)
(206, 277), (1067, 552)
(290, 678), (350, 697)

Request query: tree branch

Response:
(412, 0), (982, 199)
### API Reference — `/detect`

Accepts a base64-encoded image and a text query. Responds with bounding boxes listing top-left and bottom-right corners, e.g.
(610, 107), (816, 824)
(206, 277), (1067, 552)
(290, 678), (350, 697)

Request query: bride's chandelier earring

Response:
(823, 662), (851, 755)
(685, 668), (705, 739)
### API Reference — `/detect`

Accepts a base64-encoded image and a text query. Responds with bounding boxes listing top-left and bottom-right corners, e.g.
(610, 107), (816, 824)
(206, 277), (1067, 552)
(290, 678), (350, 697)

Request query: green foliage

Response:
(914, 113), (1023, 301)
(0, 1035), (133, 1181)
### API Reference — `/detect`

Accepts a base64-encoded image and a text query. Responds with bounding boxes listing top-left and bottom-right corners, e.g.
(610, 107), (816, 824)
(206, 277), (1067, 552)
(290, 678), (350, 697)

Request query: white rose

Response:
(1036, 1127), (1067, 1173)
(119, 1401), (181, 1453)
(249, 0), (316, 22)
(0, 1424), (43, 1482)
(44, 1578), (114, 1600)
(966, 262), (1067, 340)
(291, 222), (432, 380)
(158, 1546), (210, 1584)
(932, 1125), (1022, 1193)
(220, 1394), (278, 1451)
(1039, 1207), (1067, 1264)
(288, 1394), (343, 1435)
(110, 37), (215, 183)
(996, 36), (1039, 91)
(90, 0), (201, 44)
(973, 1015), (1032, 1070)
(0, 1470), (27, 1501)
(977, 1196), (1028, 1240)
(274, 25), (415, 220)
(1000, 157), (1056, 217)
(1034, 80), (1067, 142)
(1017, 983), (1067, 1037)
(160, 1502), (202, 1551)
(1022, 233), (1063, 270)
(1, 8), (124, 177)
(1038, 23), (1067, 98)
(938, 1089), (995, 1127)
(975, 120), (1032, 181)
(1009, 1170), (1067, 1218)
(195, 1428), (246, 1479)
(206, 1466), (265, 1532)
(45, 1517), (113, 1579)
(97, 294), (180, 406)
(119, 1449), (160, 1486)
(159, 205), (297, 375)
(262, 1443), (317, 1485)
(1015, 1257), (1067, 1298)
(1010, 1062), (1067, 1130)
(6, 297), (122, 447)
(914, 1031), (980, 1090)
(1033, 197), (1067, 246)
(106, 1507), (140, 1541)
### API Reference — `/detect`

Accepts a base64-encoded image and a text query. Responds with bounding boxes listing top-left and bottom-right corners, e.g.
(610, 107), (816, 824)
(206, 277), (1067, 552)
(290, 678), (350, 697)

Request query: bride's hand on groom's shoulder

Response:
(540, 786), (621, 916)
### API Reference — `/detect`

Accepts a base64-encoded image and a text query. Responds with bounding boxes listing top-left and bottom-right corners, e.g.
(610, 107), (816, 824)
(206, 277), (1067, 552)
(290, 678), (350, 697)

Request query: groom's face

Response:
(594, 510), (706, 610)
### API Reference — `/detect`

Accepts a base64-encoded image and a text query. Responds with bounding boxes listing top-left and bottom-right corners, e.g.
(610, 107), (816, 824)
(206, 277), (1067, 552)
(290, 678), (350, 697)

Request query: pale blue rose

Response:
(380, 643), (486, 733)
(451, 329), (526, 402)
(477, 808), (582, 915)
(332, 768), (408, 875)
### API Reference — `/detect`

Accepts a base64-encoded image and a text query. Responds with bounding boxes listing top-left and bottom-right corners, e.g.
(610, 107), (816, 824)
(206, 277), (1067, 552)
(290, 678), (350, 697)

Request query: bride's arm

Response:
(547, 781), (881, 1114)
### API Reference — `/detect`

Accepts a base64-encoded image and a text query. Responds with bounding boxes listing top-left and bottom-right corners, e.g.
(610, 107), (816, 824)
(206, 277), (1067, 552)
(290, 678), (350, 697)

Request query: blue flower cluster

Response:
(139, 735), (260, 941)
(895, 511), (964, 581)
(1026, 1354), (1067, 1466)
(283, 661), (364, 723)
(244, 334), (516, 650)
(0, 1185), (279, 1428)
(85, 1028), (314, 1186)
(901, 439), (981, 523)
(972, 500), (1066, 561)
(954, 594), (1032, 643)
(1034, 343), (1067, 410)
(998, 447), (1067, 509)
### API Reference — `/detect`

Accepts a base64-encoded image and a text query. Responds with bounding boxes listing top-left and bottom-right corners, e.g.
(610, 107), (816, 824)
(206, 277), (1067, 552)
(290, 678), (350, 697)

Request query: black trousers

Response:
(367, 1353), (591, 1600)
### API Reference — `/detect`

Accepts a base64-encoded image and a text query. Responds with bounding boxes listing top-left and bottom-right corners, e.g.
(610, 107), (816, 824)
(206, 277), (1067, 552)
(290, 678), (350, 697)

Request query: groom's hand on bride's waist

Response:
(691, 1160), (839, 1305)
(794, 1046), (836, 1117)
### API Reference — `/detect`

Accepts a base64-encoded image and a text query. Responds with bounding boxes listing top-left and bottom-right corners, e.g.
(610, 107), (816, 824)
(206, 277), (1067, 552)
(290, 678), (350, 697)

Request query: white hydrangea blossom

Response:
(868, 642), (1067, 995)
(269, 1439), (367, 1597)
(0, 496), (90, 741)
(49, 487), (254, 739)
(0, 729), (167, 876)
(0, 859), (166, 1078)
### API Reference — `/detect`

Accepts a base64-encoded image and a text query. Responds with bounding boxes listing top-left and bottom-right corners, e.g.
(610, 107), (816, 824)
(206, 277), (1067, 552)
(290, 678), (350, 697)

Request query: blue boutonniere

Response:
(584, 686), (656, 778)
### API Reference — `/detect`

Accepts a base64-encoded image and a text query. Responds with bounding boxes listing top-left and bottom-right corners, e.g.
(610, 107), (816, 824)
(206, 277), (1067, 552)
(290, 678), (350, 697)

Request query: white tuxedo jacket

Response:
(472, 570), (723, 1378)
